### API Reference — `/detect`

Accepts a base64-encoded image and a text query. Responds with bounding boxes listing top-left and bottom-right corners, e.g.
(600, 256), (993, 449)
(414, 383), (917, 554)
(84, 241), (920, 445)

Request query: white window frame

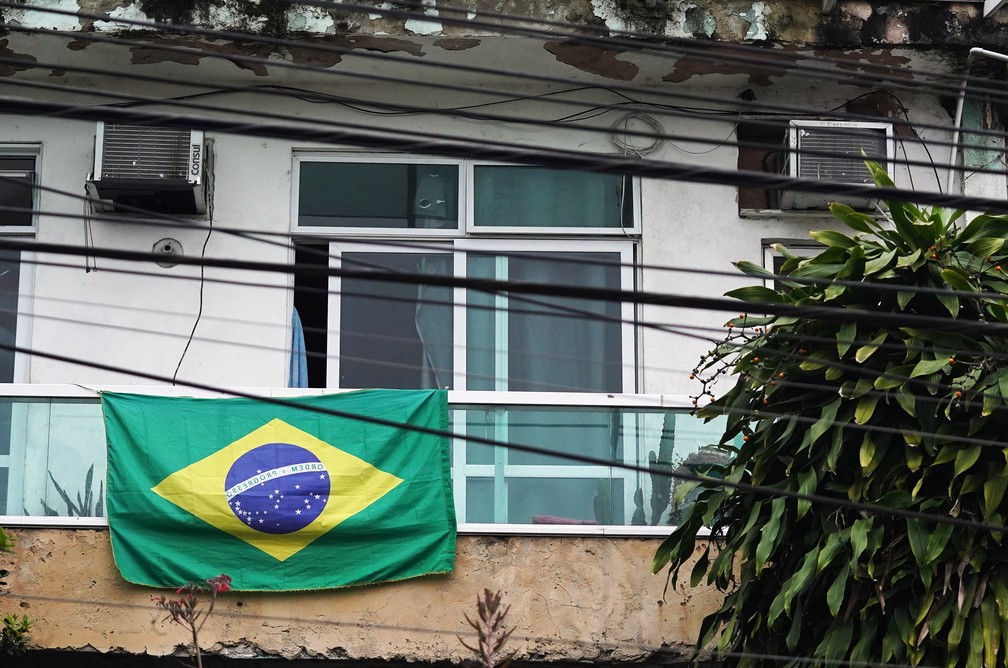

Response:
(292, 153), (641, 236)
(292, 153), (466, 238)
(0, 146), (38, 511)
(0, 385), (723, 536)
(464, 161), (641, 236)
(293, 151), (647, 531)
(762, 239), (823, 289)
(0, 144), (41, 235)
(326, 239), (636, 393)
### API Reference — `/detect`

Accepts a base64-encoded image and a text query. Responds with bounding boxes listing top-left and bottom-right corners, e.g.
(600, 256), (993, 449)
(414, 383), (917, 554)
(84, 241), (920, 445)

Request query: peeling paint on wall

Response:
(739, 1), (770, 41)
(589, 0), (629, 33)
(404, 0), (441, 35)
(287, 5), (335, 34)
(683, 5), (716, 38)
(92, 3), (150, 32)
(434, 37), (480, 51)
(128, 37), (276, 75)
(4, 0), (82, 31)
(0, 38), (36, 76)
(544, 40), (639, 80)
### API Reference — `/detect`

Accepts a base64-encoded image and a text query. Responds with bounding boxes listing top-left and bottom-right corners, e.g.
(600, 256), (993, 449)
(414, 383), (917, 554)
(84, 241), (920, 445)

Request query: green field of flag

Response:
(103, 390), (455, 591)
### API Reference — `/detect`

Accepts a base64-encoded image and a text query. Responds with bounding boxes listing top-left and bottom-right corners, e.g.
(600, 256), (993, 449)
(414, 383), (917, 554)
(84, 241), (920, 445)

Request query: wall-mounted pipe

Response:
(948, 47), (1008, 194)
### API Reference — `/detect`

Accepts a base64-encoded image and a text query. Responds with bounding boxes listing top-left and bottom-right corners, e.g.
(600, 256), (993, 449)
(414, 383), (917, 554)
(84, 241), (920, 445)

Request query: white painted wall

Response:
(4, 77), (959, 396)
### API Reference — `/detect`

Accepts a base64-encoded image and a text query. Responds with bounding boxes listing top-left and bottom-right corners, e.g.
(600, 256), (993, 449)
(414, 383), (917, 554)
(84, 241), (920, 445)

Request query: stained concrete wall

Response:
(4, 0), (1007, 46)
(2, 529), (717, 661)
(0, 1), (999, 662)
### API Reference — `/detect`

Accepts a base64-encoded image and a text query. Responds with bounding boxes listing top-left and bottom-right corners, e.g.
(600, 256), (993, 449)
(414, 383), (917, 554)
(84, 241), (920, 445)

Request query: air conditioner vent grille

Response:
(796, 127), (887, 185)
(100, 125), (192, 180)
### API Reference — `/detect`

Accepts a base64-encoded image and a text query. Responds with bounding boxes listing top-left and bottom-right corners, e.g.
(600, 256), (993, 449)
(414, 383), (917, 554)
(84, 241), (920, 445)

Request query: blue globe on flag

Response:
(224, 442), (330, 534)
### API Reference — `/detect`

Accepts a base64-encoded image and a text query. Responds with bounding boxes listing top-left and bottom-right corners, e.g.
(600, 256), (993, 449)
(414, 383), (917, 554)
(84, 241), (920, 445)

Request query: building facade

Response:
(0, 0), (1005, 664)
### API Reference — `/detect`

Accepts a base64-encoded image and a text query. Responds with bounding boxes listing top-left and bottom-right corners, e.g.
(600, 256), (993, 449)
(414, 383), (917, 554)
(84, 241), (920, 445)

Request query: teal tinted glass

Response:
(298, 162), (459, 229)
(473, 166), (631, 228)
(466, 252), (623, 392)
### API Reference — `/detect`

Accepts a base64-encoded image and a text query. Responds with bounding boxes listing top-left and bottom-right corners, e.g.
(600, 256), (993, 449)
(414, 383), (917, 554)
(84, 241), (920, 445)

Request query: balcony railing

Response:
(0, 386), (734, 535)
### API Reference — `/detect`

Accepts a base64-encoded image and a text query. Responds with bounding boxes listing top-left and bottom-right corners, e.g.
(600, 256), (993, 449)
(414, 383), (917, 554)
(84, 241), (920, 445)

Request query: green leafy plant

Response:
(0, 526), (13, 587)
(0, 529), (31, 656)
(1, 614), (32, 656)
(459, 589), (514, 668)
(654, 163), (1008, 667)
(152, 574), (231, 668)
(39, 463), (104, 517)
(0, 527), (12, 552)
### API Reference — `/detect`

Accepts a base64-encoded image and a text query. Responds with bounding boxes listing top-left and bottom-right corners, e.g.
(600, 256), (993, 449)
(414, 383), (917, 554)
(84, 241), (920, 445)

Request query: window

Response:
(292, 156), (643, 526)
(0, 389), (734, 530)
(292, 156), (638, 394)
(737, 117), (895, 214)
(0, 147), (39, 514)
(0, 153), (37, 229)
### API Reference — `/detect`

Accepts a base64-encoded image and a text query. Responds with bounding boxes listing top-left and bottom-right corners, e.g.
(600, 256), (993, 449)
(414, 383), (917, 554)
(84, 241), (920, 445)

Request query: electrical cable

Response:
(18, 203), (1008, 386)
(4, 3), (1008, 149)
(2, 334), (1006, 534)
(16, 244), (1008, 415)
(15, 235), (1008, 339)
(54, 0), (1006, 105)
(5, 94), (1008, 215)
(11, 181), (1008, 310)
(4, 57), (1003, 178)
(11, 232), (1008, 434)
(171, 145), (215, 384)
(340, 0), (1008, 101)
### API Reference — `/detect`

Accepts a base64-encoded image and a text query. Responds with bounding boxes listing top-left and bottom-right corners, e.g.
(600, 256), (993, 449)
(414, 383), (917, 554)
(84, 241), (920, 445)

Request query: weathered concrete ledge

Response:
(1, 528), (718, 662)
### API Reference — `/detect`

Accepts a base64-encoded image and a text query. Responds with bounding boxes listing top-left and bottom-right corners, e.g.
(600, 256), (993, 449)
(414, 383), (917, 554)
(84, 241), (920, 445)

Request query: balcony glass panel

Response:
(1, 398), (106, 518)
(453, 404), (733, 526)
(0, 391), (735, 530)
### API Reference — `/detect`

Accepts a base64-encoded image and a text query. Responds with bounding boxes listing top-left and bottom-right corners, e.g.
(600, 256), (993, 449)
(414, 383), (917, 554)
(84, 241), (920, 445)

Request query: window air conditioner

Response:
(86, 123), (207, 215)
(777, 120), (895, 210)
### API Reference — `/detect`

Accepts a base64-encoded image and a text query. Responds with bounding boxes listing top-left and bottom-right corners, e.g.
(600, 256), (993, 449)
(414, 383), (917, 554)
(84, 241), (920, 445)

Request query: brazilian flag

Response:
(102, 390), (455, 591)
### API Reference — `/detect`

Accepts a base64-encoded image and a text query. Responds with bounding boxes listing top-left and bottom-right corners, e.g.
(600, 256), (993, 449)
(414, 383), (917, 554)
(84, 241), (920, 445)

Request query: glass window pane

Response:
(0, 159), (33, 227)
(299, 162), (458, 229)
(0, 250), (19, 382)
(467, 252), (623, 392)
(457, 406), (736, 526)
(474, 166), (630, 228)
(340, 252), (453, 389)
(465, 478), (494, 523)
(7, 398), (106, 518)
(465, 407), (620, 465)
(464, 478), (622, 525)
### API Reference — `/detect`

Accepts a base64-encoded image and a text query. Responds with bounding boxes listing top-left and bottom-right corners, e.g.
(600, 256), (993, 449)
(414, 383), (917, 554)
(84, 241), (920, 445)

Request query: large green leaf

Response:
(968, 237), (1006, 258)
(985, 476), (1008, 523)
(826, 563), (849, 617)
(734, 260), (777, 280)
(954, 444), (982, 477)
(865, 248), (897, 275)
(755, 497), (786, 572)
(855, 394), (879, 424)
(829, 202), (878, 233)
(810, 229), (858, 249)
(837, 321), (857, 358)
(941, 268), (975, 292)
(910, 358), (951, 378)
(937, 290), (961, 318)
(855, 331), (887, 363)
(725, 285), (784, 304)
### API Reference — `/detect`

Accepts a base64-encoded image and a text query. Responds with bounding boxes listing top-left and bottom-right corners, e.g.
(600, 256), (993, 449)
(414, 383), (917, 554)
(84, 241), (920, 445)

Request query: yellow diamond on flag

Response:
(152, 418), (403, 562)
